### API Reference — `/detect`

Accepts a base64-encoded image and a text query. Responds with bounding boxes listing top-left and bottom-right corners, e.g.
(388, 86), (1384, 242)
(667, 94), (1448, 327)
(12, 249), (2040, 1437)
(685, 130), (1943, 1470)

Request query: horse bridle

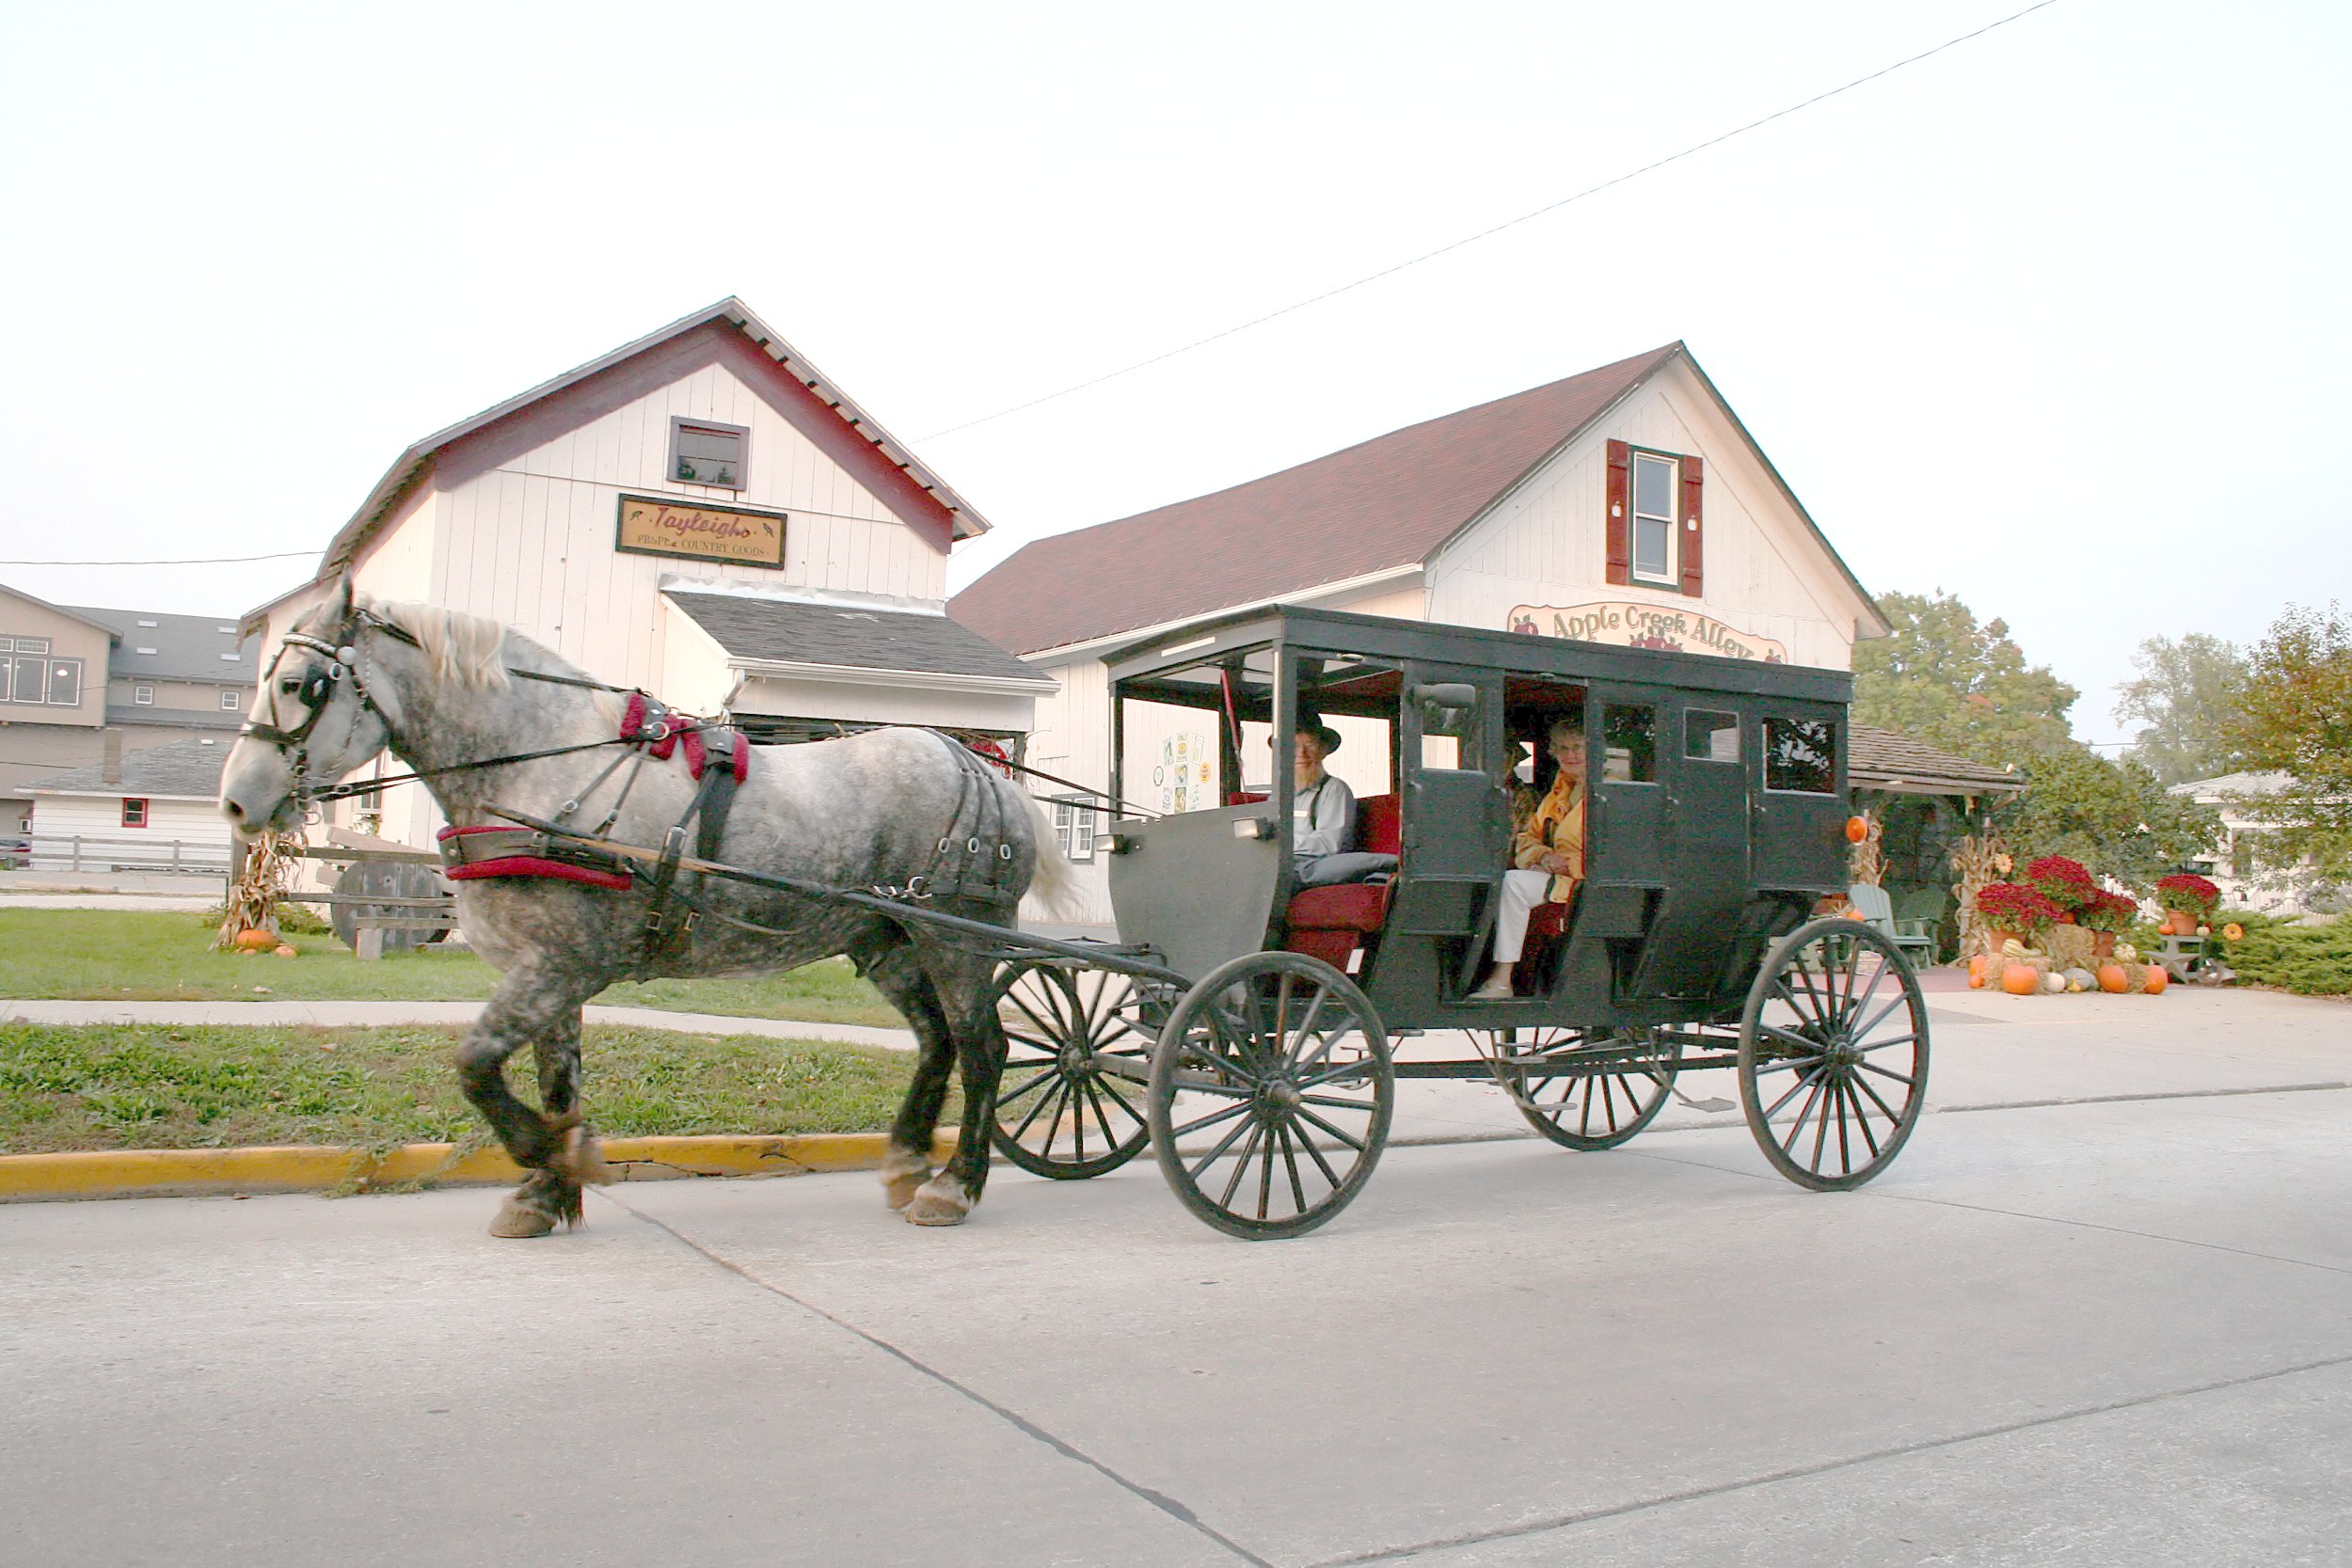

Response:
(242, 609), (422, 801)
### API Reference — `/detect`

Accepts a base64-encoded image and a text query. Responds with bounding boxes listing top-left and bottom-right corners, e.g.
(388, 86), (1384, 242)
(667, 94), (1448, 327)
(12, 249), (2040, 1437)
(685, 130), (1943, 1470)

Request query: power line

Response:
(0, 549), (315, 567)
(917, 0), (2064, 443)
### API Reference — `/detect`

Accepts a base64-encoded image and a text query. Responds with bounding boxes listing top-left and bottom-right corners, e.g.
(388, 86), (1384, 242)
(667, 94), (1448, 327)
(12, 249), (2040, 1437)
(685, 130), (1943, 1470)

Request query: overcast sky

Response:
(2, 0), (2342, 748)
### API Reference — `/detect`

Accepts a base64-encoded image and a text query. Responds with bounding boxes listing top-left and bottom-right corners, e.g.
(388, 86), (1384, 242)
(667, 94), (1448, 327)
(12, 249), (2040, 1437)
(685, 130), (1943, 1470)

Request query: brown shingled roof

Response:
(950, 344), (1683, 656)
(1850, 724), (2023, 797)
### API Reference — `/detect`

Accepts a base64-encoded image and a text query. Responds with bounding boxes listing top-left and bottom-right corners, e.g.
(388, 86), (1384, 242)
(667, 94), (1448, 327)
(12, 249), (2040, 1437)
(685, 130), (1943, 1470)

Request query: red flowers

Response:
(2074, 888), (2141, 934)
(2155, 872), (2220, 916)
(2026, 856), (2098, 911)
(1974, 881), (2067, 935)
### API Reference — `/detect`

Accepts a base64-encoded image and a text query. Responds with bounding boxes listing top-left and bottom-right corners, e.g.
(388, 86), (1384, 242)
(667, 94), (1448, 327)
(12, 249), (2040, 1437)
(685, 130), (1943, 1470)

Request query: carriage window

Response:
(1764, 716), (1837, 794)
(1685, 710), (1740, 763)
(1602, 704), (1658, 784)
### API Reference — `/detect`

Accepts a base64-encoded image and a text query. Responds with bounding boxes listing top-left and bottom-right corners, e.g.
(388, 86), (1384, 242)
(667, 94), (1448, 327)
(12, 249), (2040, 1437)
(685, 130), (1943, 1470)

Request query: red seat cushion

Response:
(1287, 881), (1391, 931)
(1358, 794), (1401, 856)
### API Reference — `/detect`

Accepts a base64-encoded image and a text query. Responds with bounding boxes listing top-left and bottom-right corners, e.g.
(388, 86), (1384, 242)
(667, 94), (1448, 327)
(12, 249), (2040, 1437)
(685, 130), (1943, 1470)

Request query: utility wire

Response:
(0, 548), (315, 566)
(917, 0), (2064, 442)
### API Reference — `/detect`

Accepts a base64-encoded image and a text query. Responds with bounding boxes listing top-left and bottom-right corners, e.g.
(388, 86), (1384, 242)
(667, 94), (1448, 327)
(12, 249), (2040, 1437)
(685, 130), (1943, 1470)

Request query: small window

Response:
(670, 417), (749, 490)
(121, 799), (149, 829)
(136, 619), (158, 628)
(1631, 452), (1678, 584)
(12, 637), (48, 654)
(46, 660), (80, 705)
(1685, 709), (1740, 762)
(1603, 703), (1658, 783)
(221, 690), (243, 710)
(134, 684), (154, 705)
(1764, 716), (1837, 794)
(135, 646), (158, 656)
(219, 652), (240, 662)
(1051, 798), (1097, 863)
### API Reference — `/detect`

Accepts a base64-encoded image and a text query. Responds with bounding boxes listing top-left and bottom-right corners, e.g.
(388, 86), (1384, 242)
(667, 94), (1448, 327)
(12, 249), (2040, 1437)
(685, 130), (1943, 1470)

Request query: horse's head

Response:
(220, 578), (407, 836)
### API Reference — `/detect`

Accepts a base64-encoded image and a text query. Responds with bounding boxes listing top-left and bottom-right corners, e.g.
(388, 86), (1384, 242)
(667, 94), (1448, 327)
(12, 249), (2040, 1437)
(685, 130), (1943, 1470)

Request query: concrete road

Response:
(5, 1002), (2350, 1566)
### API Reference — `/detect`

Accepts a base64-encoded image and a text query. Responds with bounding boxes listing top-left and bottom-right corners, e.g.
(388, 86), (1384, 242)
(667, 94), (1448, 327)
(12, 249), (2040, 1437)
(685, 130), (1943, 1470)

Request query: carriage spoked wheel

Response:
(987, 960), (1156, 1179)
(1148, 951), (1394, 1240)
(1738, 916), (1931, 1191)
(1485, 1026), (1683, 1150)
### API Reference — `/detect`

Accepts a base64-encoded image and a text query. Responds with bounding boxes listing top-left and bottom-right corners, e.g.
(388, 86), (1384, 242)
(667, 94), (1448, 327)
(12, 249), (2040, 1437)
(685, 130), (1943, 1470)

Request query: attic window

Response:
(135, 646), (158, 656)
(136, 620), (158, 628)
(670, 417), (748, 491)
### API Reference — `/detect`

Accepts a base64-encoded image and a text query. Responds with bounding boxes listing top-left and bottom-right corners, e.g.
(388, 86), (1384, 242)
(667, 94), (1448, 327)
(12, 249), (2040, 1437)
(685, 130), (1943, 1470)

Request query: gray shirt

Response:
(1291, 773), (1358, 860)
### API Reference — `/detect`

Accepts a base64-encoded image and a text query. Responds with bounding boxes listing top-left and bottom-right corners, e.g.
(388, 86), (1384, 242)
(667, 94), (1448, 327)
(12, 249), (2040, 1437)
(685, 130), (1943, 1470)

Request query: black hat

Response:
(1296, 721), (1343, 755)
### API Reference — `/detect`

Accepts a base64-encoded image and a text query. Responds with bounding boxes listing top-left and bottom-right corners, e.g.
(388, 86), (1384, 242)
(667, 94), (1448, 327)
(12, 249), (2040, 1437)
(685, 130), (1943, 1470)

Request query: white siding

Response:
(30, 792), (231, 872)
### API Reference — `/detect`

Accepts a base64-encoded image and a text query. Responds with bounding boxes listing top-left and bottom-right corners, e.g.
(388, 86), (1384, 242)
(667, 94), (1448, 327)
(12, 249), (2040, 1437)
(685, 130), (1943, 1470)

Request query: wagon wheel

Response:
(1148, 951), (1393, 1240)
(1739, 917), (1930, 1191)
(1486, 1026), (1682, 1150)
(987, 961), (1156, 1180)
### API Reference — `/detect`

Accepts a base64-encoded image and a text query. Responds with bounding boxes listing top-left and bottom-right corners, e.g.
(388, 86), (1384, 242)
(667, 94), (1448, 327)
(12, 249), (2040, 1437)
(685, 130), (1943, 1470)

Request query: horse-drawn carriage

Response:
(227, 589), (1925, 1242)
(983, 606), (1930, 1237)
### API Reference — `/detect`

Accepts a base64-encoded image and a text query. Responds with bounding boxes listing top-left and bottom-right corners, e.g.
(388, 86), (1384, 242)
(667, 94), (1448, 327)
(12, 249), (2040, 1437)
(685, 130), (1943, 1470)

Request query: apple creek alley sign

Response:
(1507, 601), (1788, 663)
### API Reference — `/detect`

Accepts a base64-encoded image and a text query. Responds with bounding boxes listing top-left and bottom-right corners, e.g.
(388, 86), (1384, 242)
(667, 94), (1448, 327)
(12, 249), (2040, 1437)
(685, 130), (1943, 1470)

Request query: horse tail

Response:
(1020, 794), (1083, 920)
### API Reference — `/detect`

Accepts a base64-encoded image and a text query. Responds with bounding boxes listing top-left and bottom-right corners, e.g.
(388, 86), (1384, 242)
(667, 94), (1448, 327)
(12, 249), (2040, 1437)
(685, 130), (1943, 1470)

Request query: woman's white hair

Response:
(354, 594), (511, 690)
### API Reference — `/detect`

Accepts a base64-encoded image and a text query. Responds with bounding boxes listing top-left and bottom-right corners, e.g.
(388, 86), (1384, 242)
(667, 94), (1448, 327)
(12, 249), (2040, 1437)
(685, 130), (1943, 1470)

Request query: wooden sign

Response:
(615, 495), (787, 567)
(1506, 600), (1788, 663)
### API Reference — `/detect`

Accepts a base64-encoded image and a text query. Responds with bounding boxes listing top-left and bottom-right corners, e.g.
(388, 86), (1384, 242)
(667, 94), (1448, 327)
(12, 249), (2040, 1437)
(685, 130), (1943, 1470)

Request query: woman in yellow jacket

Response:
(1470, 716), (1584, 1000)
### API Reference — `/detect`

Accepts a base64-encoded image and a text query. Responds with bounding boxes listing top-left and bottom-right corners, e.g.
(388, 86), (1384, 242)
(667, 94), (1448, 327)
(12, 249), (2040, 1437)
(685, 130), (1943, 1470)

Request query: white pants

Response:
(1493, 869), (1557, 964)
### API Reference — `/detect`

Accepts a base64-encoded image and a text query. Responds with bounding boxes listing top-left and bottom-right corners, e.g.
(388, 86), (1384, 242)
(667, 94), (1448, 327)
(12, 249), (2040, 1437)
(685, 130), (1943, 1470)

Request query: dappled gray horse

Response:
(220, 579), (1071, 1237)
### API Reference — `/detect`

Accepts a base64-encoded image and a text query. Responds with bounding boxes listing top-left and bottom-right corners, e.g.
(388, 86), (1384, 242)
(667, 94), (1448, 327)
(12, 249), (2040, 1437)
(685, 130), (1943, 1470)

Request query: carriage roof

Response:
(1104, 603), (1852, 708)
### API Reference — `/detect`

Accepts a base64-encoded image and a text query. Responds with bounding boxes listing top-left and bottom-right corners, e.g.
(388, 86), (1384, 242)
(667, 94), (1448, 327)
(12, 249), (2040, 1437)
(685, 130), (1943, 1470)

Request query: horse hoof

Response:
(879, 1148), (931, 1211)
(489, 1197), (559, 1239)
(903, 1178), (972, 1227)
(548, 1119), (611, 1187)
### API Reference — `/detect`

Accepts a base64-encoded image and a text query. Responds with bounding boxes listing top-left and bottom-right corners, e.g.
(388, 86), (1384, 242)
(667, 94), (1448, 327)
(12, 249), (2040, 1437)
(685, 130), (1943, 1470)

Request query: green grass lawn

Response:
(0, 1022), (930, 1155)
(0, 910), (902, 1026)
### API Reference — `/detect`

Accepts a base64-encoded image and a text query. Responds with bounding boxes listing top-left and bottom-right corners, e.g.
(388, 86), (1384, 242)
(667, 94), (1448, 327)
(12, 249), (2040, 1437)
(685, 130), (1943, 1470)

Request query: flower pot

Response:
(2160, 910), (2194, 936)
(1986, 927), (2019, 954)
(2092, 931), (2116, 958)
(2055, 911), (2076, 925)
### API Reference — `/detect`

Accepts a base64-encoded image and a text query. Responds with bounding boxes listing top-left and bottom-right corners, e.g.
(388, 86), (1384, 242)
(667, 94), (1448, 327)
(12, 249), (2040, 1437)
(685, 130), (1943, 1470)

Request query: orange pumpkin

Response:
(2096, 963), (2130, 993)
(1968, 954), (1989, 984)
(232, 928), (276, 952)
(2144, 964), (2168, 994)
(2002, 964), (2041, 996)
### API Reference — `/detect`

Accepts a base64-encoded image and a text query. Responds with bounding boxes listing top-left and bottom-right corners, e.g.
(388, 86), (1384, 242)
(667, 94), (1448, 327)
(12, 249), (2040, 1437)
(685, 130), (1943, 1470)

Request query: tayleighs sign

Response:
(615, 495), (787, 567)
(1507, 601), (1787, 663)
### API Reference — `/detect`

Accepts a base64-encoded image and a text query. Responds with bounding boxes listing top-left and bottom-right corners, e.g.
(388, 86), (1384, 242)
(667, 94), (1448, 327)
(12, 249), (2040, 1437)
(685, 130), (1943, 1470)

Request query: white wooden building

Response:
(247, 299), (1050, 848)
(952, 342), (1893, 923)
(28, 737), (235, 875)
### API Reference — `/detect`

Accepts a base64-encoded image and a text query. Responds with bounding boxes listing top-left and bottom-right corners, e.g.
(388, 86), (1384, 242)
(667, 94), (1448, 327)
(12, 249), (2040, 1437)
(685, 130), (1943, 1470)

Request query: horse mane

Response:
(354, 594), (513, 691)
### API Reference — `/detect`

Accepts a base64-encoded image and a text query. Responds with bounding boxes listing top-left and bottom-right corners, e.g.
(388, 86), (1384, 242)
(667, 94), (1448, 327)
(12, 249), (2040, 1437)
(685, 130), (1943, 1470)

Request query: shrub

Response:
(2227, 920), (2352, 996)
(1975, 881), (2066, 935)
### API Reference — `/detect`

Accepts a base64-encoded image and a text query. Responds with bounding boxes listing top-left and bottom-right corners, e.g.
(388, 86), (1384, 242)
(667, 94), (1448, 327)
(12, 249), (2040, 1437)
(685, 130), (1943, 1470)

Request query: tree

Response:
(1852, 591), (2077, 768)
(2111, 632), (2252, 785)
(2232, 602), (2352, 883)
(1991, 742), (2219, 895)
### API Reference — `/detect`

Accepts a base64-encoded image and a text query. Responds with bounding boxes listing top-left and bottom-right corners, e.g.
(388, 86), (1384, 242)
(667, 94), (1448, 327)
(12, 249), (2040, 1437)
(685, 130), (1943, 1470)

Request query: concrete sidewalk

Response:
(0, 997), (922, 1052)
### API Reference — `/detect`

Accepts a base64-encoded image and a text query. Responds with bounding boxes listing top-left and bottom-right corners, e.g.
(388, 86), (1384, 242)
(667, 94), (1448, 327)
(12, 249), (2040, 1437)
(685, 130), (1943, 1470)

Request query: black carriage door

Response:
(1752, 704), (1849, 895)
(1358, 660), (1507, 1007)
(1623, 701), (1754, 999)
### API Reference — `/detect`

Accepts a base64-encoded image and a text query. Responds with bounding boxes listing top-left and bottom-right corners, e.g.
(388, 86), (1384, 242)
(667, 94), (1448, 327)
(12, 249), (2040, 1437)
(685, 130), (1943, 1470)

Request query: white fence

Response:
(26, 833), (233, 877)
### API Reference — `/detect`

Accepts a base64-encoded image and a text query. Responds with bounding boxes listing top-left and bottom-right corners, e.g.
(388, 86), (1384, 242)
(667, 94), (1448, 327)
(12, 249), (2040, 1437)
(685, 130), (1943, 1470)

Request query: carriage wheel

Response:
(1739, 917), (1931, 1191)
(1148, 951), (1393, 1240)
(987, 961), (1154, 1180)
(1486, 1027), (1682, 1150)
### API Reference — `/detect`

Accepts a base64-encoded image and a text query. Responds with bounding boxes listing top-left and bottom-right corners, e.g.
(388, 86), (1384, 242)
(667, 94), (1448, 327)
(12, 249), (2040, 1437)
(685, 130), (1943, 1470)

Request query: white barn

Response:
(952, 343), (1894, 924)
(247, 299), (1050, 849)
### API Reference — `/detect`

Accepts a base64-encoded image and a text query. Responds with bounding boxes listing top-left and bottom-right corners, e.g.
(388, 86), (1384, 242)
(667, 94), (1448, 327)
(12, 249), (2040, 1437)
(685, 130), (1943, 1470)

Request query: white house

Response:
(246, 298), (1051, 849)
(2171, 770), (2333, 916)
(952, 342), (1894, 923)
(28, 736), (235, 875)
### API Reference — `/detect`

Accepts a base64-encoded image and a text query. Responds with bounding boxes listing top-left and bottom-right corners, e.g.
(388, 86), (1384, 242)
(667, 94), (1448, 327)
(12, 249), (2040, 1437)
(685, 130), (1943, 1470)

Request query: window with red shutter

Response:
(1678, 454), (1704, 597)
(1605, 443), (1706, 596)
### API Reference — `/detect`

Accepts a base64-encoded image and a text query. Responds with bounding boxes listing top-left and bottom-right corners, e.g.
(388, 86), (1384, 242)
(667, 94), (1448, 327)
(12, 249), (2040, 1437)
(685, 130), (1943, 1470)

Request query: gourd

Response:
(232, 928), (277, 952)
(2096, 963), (2130, 993)
(2144, 964), (2169, 994)
(2001, 964), (2040, 995)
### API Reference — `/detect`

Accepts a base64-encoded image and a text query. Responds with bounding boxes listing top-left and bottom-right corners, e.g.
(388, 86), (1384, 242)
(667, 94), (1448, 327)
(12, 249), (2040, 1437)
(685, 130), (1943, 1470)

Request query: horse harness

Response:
(248, 611), (1025, 955)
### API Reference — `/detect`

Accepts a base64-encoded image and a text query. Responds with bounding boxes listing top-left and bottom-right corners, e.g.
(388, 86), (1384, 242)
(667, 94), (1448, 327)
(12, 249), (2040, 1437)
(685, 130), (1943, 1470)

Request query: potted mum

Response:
(1974, 880), (2065, 952)
(2025, 856), (2099, 924)
(2154, 873), (2220, 936)
(2074, 888), (2138, 958)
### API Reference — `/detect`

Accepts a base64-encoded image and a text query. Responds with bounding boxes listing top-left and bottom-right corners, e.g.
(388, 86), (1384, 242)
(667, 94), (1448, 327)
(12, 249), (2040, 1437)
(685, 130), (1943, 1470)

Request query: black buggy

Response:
(982, 606), (1930, 1238)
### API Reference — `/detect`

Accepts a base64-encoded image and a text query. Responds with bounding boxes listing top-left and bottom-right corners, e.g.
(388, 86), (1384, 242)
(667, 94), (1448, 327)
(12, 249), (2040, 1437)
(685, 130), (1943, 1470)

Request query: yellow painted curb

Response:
(0, 1132), (958, 1202)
